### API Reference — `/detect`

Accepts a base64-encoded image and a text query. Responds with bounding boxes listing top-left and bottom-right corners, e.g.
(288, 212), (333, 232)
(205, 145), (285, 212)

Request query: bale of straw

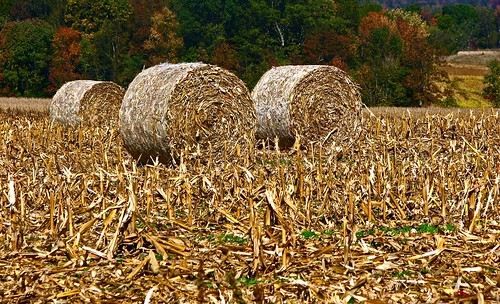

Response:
(251, 65), (362, 148)
(50, 80), (125, 128)
(120, 62), (256, 165)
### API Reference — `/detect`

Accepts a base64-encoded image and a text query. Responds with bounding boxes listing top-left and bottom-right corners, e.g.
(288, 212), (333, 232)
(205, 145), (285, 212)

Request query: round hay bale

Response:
(50, 80), (125, 128)
(251, 65), (362, 148)
(120, 62), (256, 165)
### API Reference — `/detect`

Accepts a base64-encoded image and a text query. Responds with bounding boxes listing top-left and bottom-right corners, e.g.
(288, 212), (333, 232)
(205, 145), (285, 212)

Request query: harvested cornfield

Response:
(50, 80), (125, 128)
(1, 103), (500, 303)
(120, 62), (256, 165)
(252, 65), (362, 148)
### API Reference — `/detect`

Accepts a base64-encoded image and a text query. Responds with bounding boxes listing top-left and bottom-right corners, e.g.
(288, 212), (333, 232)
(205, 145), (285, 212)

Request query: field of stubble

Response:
(0, 100), (499, 303)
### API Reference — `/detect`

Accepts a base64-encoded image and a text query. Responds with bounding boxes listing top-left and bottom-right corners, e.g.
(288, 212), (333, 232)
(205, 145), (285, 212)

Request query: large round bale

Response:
(120, 62), (256, 165)
(251, 65), (362, 148)
(50, 80), (125, 128)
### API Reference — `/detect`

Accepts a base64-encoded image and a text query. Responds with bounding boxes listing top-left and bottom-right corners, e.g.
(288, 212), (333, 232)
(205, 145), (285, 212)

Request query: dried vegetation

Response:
(0, 106), (499, 303)
(120, 63), (256, 165)
(50, 80), (125, 128)
(252, 65), (362, 148)
(0, 97), (50, 113)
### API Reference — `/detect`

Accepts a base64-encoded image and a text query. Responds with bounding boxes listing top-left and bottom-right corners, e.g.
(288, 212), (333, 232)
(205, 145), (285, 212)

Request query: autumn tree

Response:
(0, 19), (54, 96)
(357, 11), (405, 105)
(143, 7), (183, 66)
(389, 9), (449, 106)
(48, 27), (81, 93)
(127, 0), (165, 63)
(357, 10), (449, 106)
(211, 41), (241, 73)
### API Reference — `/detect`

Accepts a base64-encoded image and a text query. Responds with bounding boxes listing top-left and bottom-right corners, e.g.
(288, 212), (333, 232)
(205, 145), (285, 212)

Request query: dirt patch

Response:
(441, 64), (488, 76)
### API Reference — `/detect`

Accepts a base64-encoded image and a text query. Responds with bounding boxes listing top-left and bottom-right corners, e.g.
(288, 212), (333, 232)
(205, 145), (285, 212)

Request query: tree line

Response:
(1, 0), (499, 106)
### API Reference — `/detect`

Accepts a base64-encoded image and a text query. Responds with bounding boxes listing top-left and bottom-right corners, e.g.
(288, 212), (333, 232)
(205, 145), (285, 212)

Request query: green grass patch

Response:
(300, 230), (319, 240)
(356, 229), (375, 237)
(391, 270), (413, 278)
(322, 230), (335, 237)
(239, 275), (257, 286)
(357, 223), (449, 238)
(218, 234), (247, 245)
(449, 75), (492, 108)
(416, 223), (438, 234)
(443, 224), (456, 232)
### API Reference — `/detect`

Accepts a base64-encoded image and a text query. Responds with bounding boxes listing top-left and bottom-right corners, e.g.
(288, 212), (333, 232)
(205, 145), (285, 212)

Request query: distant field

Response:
(0, 97), (50, 112)
(446, 50), (500, 66)
(441, 49), (500, 108)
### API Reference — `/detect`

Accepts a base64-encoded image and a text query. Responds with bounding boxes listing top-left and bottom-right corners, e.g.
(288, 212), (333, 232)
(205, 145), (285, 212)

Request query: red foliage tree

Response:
(211, 41), (241, 74)
(301, 29), (357, 71)
(359, 11), (395, 41)
(390, 10), (448, 105)
(128, 0), (165, 54)
(48, 27), (82, 94)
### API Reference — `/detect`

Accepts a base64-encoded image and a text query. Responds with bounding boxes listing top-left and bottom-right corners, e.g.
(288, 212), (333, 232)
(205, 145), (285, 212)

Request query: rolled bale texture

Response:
(50, 80), (125, 128)
(120, 62), (256, 165)
(251, 65), (362, 148)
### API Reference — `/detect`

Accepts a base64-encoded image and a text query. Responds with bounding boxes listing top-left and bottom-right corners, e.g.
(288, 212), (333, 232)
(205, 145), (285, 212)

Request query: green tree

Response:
(432, 5), (480, 52)
(66, 0), (132, 83)
(9, 0), (53, 21)
(483, 60), (500, 107)
(357, 12), (405, 105)
(476, 7), (498, 49)
(171, 0), (234, 58)
(0, 0), (16, 25)
(171, 0), (358, 87)
(359, 0), (382, 18)
(65, 0), (131, 37)
(0, 19), (54, 96)
(5, 0), (68, 27)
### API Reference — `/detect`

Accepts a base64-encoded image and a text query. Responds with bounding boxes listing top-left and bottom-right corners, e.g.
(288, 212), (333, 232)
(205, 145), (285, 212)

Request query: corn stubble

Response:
(0, 107), (499, 303)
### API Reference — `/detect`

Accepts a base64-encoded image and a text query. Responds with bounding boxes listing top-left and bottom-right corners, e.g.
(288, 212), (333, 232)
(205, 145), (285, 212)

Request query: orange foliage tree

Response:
(143, 7), (184, 66)
(357, 10), (450, 106)
(389, 9), (450, 106)
(48, 27), (82, 93)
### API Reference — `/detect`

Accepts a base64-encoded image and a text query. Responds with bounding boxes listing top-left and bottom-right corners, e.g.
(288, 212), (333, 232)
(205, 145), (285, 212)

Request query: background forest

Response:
(1, 0), (500, 106)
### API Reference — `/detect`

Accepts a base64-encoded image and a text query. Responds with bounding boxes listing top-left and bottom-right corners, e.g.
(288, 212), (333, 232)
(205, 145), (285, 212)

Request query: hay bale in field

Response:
(50, 80), (125, 128)
(251, 65), (362, 148)
(120, 62), (256, 165)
